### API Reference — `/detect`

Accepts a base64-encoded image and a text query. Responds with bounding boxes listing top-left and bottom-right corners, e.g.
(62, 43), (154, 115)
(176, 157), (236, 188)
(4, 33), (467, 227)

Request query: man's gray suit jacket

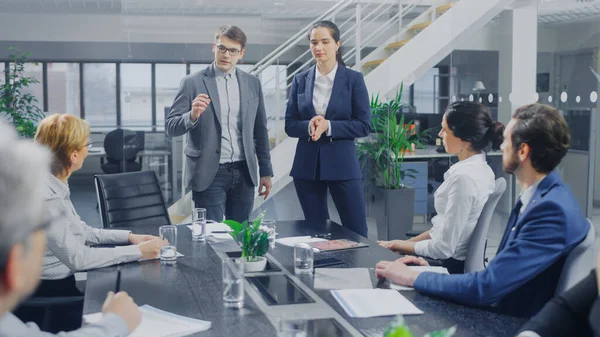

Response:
(166, 65), (273, 192)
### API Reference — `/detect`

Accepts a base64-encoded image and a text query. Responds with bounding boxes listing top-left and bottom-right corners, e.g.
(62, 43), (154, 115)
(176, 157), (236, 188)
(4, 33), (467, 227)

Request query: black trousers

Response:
(13, 275), (83, 333)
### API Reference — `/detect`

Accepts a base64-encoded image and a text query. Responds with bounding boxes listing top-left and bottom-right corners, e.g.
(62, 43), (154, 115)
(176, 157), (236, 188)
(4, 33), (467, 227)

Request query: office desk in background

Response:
(83, 221), (526, 337)
(88, 147), (173, 201)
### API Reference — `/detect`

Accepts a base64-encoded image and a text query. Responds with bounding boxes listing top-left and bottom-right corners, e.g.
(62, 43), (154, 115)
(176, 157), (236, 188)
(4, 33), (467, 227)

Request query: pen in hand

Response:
(115, 268), (121, 293)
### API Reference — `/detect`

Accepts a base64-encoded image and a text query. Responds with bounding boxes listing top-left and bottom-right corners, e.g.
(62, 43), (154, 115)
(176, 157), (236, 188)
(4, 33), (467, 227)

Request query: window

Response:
(413, 67), (439, 114)
(20, 63), (44, 111)
(120, 63), (151, 128)
(156, 64), (187, 129)
(83, 63), (116, 128)
(190, 64), (211, 74)
(0, 62), (5, 85)
(47, 63), (80, 116)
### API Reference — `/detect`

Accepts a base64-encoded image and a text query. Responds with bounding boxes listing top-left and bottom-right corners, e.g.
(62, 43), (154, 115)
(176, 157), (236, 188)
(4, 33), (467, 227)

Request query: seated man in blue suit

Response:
(376, 103), (589, 318)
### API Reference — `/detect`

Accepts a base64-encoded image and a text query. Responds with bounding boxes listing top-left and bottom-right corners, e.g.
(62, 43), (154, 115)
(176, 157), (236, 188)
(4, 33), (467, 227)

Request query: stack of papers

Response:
(84, 305), (211, 337)
(275, 236), (327, 247)
(187, 222), (233, 240)
(331, 289), (423, 318)
(390, 266), (449, 291)
(314, 268), (373, 290)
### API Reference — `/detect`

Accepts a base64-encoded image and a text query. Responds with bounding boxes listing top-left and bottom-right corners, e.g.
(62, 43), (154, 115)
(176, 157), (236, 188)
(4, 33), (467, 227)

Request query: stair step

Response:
(362, 59), (386, 68)
(409, 21), (431, 33)
(385, 39), (411, 50)
(436, 2), (455, 15)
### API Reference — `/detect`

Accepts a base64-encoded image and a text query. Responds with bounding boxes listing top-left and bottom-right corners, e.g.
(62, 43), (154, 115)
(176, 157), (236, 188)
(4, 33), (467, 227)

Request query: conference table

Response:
(83, 221), (526, 337)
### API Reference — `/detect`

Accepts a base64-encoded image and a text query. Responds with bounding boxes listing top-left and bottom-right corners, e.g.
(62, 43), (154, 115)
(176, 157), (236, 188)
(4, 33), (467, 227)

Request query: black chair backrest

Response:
(95, 171), (171, 229)
(103, 129), (144, 162)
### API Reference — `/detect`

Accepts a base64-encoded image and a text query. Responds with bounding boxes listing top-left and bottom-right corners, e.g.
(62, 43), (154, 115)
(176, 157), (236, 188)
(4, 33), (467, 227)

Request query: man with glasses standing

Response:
(166, 25), (273, 223)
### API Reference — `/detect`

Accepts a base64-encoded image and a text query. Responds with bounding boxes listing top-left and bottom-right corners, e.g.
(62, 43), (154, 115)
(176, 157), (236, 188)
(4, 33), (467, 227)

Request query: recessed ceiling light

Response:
(274, 2), (285, 5)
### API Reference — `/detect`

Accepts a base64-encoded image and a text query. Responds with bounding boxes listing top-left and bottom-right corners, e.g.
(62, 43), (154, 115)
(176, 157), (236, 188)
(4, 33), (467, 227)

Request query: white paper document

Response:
(187, 222), (234, 240)
(331, 289), (423, 318)
(275, 236), (327, 247)
(314, 268), (374, 290)
(390, 266), (449, 291)
(84, 304), (211, 337)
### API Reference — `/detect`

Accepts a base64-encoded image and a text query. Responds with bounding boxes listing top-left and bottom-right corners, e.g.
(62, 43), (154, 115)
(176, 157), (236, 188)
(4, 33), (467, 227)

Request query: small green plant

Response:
(383, 316), (456, 337)
(223, 210), (270, 262)
(357, 83), (430, 189)
(0, 47), (44, 138)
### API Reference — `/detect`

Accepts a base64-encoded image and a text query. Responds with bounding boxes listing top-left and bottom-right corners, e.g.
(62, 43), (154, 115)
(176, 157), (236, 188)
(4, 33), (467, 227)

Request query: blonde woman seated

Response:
(378, 102), (503, 274)
(14, 113), (166, 332)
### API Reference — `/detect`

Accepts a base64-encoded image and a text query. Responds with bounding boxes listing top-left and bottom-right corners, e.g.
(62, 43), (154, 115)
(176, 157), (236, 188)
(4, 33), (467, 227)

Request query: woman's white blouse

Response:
(413, 153), (495, 261)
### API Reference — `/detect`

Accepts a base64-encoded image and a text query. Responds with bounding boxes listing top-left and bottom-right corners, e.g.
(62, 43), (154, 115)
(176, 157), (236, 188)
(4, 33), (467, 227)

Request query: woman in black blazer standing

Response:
(284, 21), (371, 236)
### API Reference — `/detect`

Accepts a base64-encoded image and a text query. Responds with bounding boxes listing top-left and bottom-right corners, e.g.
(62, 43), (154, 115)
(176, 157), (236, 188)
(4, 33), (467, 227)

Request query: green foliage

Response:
(357, 83), (430, 189)
(223, 210), (269, 261)
(0, 47), (44, 138)
(383, 316), (456, 337)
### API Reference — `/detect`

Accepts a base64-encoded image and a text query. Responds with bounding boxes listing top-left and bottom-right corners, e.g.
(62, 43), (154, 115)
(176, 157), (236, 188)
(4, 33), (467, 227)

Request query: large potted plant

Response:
(357, 83), (428, 240)
(0, 48), (44, 138)
(224, 210), (270, 272)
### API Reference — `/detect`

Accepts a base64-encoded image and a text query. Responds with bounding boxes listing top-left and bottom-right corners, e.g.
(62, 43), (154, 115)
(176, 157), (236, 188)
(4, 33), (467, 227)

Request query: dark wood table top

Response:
(83, 220), (526, 337)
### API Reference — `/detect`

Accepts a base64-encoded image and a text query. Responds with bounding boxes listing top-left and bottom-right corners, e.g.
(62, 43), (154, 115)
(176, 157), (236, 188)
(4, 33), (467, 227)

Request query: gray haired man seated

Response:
(0, 122), (141, 336)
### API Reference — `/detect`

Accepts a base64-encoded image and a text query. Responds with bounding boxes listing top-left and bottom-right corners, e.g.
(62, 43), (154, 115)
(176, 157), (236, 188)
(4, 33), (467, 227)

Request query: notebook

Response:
(84, 304), (211, 337)
(308, 239), (368, 252)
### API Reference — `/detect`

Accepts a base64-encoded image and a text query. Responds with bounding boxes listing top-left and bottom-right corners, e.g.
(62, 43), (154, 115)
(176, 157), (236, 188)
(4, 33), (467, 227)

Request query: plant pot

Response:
(244, 257), (267, 273)
(371, 187), (416, 240)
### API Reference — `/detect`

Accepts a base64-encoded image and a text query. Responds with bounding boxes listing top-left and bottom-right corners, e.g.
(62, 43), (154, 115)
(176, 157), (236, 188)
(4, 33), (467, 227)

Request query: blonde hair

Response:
(34, 113), (90, 175)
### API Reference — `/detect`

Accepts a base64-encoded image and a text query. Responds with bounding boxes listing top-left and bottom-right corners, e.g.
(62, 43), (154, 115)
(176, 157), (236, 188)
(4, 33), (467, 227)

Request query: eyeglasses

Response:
(216, 45), (241, 56)
(83, 139), (93, 150)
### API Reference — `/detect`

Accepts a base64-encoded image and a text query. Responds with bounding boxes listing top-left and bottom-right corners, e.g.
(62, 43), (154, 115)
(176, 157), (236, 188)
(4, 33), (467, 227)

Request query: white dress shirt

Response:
(0, 312), (129, 337)
(308, 63), (337, 137)
(519, 178), (543, 215)
(414, 154), (495, 260)
(42, 174), (141, 280)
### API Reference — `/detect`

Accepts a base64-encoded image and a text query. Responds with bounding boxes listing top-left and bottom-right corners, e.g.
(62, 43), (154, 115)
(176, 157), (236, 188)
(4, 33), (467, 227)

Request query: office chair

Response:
(555, 219), (596, 295)
(13, 296), (84, 333)
(463, 178), (506, 273)
(101, 128), (143, 174)
(95, 171), (171, 229)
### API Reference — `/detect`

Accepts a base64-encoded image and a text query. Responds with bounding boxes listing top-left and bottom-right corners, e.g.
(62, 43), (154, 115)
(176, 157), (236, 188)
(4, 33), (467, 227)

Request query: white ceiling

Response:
(0, 0), (599, 23)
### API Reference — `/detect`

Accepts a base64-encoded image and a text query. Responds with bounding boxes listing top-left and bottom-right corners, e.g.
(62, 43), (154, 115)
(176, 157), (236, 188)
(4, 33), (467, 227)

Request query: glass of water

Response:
(294, 243), (314, 274)
(192, 208), (207, 242)
(159, 225), (177, 263)
(261, 219), (276, 247)
(222, 258), (244, 308)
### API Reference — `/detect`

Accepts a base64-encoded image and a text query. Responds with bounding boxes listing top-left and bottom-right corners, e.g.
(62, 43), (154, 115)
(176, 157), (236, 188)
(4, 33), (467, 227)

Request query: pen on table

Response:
(211, 231), (229, 234)
(115, 267), (121, 293)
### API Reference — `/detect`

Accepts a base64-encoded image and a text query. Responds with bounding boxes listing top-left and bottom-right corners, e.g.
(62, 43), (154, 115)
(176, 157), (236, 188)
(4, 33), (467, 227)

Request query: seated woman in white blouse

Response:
(378, 102), (504, 274)
(13, 113), (166, 333)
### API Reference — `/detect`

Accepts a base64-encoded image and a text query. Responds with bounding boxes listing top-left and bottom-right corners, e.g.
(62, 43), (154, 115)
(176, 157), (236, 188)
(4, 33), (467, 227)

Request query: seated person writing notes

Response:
(378, 102), (503, 274)
(516, 251), (600, 337)
(13, 114), (167, 332)
(376, 104), (589, 318)
(0, 121), (142, 337)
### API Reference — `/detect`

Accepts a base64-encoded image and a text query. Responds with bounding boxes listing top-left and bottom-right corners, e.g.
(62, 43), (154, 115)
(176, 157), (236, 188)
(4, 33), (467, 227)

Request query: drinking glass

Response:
(192, 208), (207, 242)
(222, 257), (244, 308)
(294, 243), (314, 274)
(261, 219), (276, 247)
(159, 225), (177, 263)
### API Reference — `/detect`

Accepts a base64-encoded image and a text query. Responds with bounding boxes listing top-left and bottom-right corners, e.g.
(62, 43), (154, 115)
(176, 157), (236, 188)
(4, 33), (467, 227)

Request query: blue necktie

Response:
(498, 199), (523, 252)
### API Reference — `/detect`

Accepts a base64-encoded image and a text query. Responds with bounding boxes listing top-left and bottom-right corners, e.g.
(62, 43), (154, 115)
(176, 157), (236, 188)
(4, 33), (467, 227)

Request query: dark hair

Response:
(215, 25), (247, 49)
(308, 20), (345, 66)
(444, 101), (504, 151)
(511, 103), (570, 174)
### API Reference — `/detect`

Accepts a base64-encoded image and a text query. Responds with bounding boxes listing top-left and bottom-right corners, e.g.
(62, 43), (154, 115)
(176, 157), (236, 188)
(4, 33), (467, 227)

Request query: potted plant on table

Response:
(356, 83), (429, 240)
(224, 210), (270, 272)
